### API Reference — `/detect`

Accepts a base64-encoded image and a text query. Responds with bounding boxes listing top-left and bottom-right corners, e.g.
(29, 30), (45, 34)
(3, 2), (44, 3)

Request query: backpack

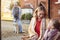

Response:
(14, 7), (19, 19)
(14, 7), (19, 17)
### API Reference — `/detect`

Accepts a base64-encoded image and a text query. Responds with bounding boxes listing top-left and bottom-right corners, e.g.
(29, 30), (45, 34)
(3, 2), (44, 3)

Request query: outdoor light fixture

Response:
(24, 0), (27, 2)
(55, 0), (60, 4)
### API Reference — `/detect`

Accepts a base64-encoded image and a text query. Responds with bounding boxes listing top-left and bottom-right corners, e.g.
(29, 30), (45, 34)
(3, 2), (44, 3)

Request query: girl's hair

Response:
(33, 3), (46, 18)
(52, 19), (60, 31)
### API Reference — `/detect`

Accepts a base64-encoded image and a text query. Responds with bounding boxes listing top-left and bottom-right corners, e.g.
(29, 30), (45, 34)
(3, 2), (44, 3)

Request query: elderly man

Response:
(12, 3), (23, 33)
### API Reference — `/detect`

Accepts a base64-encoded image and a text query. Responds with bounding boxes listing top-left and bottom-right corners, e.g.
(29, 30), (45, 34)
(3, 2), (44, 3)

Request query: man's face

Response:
(14, 4), (18, 7)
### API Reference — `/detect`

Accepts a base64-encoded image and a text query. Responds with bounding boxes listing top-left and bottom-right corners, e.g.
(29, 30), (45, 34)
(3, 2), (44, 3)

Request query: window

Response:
(55, 0), (60, 4)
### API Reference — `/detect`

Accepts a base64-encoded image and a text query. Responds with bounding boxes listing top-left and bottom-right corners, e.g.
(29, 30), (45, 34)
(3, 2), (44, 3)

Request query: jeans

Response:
(14, 16), (23, 32)
(17, 19), (22, 32)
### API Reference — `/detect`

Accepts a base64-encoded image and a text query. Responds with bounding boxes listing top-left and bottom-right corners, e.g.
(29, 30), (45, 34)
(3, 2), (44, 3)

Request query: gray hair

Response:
(14, 2), (18, 6)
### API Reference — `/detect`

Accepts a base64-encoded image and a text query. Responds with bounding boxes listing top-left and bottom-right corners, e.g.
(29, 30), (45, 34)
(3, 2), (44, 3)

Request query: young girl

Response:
(28, 4), (49, 40)
(43, 19), (60, 40)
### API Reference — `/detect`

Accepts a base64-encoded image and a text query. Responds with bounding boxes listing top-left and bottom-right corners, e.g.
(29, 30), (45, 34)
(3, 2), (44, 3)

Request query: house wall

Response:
(50, 0), (60, 18)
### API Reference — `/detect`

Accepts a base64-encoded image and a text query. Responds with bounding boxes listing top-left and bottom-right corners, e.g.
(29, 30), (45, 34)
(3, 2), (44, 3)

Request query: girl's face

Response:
(37, 10), (44, 19)
(47, 20), (54, 29)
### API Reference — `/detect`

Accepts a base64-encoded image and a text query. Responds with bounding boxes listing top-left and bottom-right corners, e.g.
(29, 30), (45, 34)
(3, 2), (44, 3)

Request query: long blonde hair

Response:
(33, 4), (46, 18)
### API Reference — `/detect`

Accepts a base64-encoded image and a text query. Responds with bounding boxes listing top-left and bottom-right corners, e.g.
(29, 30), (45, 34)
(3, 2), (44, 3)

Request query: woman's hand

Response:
(31, 34), (38, 38)
(38, 36), (41, 40)
(29, 34), (38, 40)
(38, 34), (43, 40)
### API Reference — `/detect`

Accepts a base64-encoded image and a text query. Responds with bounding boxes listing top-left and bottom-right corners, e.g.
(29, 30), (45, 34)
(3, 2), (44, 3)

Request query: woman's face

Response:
(37, 10), (44, 19)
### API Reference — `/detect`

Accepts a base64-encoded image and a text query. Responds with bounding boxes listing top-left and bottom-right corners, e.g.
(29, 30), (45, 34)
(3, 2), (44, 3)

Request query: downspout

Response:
(48, 0), (50, 19)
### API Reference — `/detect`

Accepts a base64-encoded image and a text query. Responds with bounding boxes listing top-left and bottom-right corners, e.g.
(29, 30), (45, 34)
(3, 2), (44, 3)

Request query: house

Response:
(19, 0), (48, 17)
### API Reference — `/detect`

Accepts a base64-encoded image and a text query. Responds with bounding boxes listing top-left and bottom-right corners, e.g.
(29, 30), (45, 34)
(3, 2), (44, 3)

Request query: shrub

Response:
(21, 14), (25, 20)
(21, 13), (32, 20)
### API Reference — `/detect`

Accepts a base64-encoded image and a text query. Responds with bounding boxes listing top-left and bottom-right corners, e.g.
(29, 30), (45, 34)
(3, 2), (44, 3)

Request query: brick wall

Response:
(19, 0), (37, 9)
(19, 0), (48, 9)
(50, 0), (60, 19)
